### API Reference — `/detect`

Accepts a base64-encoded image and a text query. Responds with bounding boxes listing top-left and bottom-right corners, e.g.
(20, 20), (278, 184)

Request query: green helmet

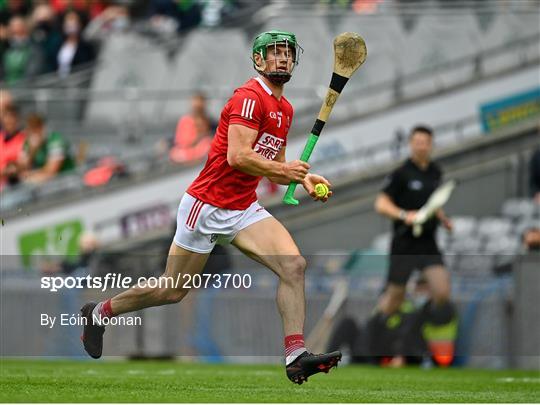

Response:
(251, 30), (303, 85)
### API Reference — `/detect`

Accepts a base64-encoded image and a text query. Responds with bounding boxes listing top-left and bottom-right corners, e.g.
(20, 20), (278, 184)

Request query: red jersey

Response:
(187, 77), (294, 210)
(0, 130), (25, 171)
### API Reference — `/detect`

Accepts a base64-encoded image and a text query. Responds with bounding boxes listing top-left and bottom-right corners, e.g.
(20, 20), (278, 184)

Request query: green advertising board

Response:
(18, 219), (84, 268)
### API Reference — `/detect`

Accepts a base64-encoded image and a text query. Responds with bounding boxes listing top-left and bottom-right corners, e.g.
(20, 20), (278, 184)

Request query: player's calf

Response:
(153, 287), (186, 305)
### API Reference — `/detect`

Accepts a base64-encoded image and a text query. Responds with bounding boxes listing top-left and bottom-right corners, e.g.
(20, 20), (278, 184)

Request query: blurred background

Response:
(1, 0), (539, 370)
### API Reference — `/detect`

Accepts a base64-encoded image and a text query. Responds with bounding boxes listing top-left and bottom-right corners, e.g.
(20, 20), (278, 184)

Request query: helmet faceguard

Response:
(252, 30), (303, 85)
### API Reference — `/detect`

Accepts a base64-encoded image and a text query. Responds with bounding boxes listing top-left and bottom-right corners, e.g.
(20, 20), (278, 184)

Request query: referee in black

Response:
(368, 125), (456, 367)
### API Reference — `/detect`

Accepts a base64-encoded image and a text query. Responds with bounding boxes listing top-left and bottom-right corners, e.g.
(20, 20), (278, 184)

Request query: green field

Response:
(1, 359), (539, 403)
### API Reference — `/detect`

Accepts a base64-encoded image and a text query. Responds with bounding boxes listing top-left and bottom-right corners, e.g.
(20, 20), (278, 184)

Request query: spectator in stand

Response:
(83, 155), (128, 187)
(30, 3), (63, 74)
(83, 1), (131, 43)
(169, 113), (213, 163)
(147, 0), (179, 37)
(49, 0), (108, 21)
(19, 113), (75, 184)
(41, 231), (101, 277)
(0, 0), (31, 21)
(2, 15), (43, 84)
(199, 0), (241, 28)
(0, 88), (14, 117)
(148, 0), (201, 33)
(529, 147), (540, 204)
(158, 91), (216, 164)
(176, 0), (203, 32)
(56, 10), (95, 78)
(523, 227), (540, 252)
(0, 17), (8, 78)
(0, 104), (25, 187)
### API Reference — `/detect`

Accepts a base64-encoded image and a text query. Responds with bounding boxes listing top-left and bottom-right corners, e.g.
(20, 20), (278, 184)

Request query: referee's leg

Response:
(378, 283), (406, 315)
(422, 264), (455, 324)
(422, 264), (457, 366)
(423, 265), (451, 305)
(367, 249), (413, 362)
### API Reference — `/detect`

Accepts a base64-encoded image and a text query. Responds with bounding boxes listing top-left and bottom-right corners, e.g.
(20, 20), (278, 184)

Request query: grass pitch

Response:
(1, 359), (539, 403)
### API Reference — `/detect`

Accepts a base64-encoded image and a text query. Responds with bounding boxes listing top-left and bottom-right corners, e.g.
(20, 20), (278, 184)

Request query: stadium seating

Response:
(477, 217), (513, 239)
(449, 216), (478, 239)
(86, 33), (171, 125)
(162, 28), (253, 121)
(501, 198), (536, 221)
(398, 13), (481, 98)
(479, 10), (540, 75)
(337, 14), (401, 112)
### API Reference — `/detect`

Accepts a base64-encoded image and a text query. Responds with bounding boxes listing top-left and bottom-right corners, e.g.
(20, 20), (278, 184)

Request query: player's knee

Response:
(156, 288), (185, 305)
(280, 255), (306, 284)
(380, 288), (405, 314)
(388, 287), (405, 302)
(387, 295), (404, 313)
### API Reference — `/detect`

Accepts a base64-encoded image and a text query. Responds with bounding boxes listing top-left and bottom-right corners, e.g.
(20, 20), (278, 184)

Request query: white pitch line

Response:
(496, 377), (540, 383)
(127, 369), (146, 375)
(157, 369), (176, 375)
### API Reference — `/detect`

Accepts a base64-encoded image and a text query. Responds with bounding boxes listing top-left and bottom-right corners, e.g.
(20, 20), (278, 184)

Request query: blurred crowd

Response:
(0, 87), (221, 190)
(0, 88), (76, 189)
(0, 0), (243, 85)
(156, 91), (215, 164)
(1, 0), (98, 84)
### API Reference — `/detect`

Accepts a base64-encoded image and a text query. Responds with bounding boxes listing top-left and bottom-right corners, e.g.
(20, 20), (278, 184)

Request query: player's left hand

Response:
(441, 217), (453, 232)
(303, 173), (333, 202)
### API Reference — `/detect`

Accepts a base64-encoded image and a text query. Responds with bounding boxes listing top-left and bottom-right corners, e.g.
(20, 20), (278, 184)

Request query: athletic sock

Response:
(285, 334), (306, 365)
(91, 299), (115, 326)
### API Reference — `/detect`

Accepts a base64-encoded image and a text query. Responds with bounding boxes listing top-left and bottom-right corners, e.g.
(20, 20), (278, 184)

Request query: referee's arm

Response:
(375, 193), (415, 224)
(436, 208), (453, 231)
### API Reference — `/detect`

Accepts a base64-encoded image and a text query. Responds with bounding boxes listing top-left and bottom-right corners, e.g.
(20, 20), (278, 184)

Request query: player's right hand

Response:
(284, 160), (310, 183)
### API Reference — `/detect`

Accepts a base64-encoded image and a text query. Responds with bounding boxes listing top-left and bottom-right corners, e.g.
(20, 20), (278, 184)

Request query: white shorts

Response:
(173, 193), (273, 253)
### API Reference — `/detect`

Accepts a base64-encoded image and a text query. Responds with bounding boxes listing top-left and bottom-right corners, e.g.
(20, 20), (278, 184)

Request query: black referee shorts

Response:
(388, 235), (444, 285)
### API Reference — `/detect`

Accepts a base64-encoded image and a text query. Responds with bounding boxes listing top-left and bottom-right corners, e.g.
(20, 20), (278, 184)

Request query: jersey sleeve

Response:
(47, 132), (66, 160)
(228, 89), (264, 131)
(381, 168), (402, 201)
(432, 162), (443, 186)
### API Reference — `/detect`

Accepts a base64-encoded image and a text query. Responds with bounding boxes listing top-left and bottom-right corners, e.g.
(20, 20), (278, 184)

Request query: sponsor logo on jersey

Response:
(241, 98), (256, 119)
(409, 180), (423, 190)
(269, 111), (283, 128)
(253, 133), (284, 160)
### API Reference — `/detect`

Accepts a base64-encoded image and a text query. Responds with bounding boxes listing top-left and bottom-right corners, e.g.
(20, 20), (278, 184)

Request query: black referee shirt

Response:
(382, 158), (443, 239)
